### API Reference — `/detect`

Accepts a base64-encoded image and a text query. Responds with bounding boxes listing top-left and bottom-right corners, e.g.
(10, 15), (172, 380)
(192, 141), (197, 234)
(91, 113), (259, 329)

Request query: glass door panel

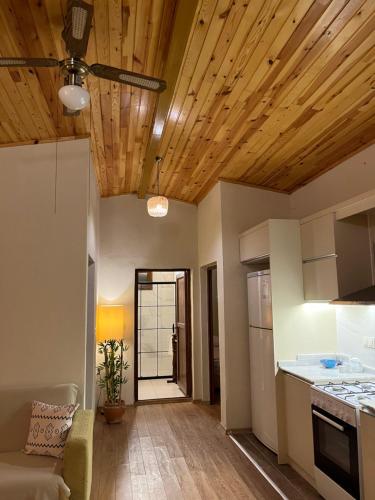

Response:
(138, 282), (175, 378)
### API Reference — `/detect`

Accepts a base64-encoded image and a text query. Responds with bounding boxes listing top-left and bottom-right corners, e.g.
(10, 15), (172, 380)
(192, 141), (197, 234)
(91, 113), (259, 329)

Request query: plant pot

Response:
(103, 400), (125, 424)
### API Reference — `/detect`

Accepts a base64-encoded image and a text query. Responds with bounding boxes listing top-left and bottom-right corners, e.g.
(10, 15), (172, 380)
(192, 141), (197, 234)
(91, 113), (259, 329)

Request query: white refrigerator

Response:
(247, 270), (278, 453)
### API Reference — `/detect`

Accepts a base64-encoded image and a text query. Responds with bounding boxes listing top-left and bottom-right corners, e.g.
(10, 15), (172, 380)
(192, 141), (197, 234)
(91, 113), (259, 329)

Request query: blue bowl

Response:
(320, 358), (337, 369)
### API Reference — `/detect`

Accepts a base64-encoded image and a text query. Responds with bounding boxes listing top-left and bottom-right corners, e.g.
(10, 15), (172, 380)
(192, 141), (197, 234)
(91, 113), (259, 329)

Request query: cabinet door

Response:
(301, 213), (336, 260)
(303, 257), (339, 301)
(284, 373), (315, 481)
(240, 225), (269, 262)
(360, 411), (375, 500)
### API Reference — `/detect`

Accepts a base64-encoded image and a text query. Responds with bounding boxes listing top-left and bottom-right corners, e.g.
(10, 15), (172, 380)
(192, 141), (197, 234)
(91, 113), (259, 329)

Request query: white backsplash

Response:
(336, 306), (375, 368)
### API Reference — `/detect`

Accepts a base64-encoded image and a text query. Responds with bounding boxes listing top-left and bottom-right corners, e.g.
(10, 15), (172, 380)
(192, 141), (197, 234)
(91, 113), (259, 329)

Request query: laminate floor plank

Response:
(91, 402), (320, 500)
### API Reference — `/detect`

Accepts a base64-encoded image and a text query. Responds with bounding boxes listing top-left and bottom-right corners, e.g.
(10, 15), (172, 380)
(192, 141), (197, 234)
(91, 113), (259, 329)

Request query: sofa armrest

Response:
(63, 409), (94, 500)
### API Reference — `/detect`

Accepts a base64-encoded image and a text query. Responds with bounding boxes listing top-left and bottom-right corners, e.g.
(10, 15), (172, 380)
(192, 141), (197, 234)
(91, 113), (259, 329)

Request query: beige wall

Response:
(197, 182), (291, 429)
(220, 182), (290, 430)
(0, 139), (95, 404)
(290, 145), (375, 219)
(197, 184), (227, 422)
(289, 144), (375, 369)
(98, 194), (199, 404)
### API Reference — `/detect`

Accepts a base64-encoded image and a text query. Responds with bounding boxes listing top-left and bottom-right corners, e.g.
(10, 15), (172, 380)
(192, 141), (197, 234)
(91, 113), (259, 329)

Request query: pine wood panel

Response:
(0, 1), (374, 201)
(148, 0), (375, 203)
(0, 0), (176, 197)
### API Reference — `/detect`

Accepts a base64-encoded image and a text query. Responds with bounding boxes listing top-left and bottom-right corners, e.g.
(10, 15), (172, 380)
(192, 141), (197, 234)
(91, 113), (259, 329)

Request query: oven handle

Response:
(312, 410), (345, 432)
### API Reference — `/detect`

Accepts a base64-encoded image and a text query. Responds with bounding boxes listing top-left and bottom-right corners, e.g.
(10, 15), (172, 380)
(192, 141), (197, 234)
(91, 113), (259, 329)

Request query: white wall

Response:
(98, 194), (199, 404)
(197, 182), (291, 429)
(290, 145), (375, 219)
(0, 139), (93, 404)
(336, 306), (375, 368)
(289, 145), (375, 367)
(197, 184), (227, 422)
(219, 183), (290, 429)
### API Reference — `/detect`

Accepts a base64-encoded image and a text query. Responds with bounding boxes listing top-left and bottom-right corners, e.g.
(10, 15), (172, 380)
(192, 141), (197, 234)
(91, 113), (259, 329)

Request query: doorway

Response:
(207, 265), (220, 404)
(134, 269), (192, 402)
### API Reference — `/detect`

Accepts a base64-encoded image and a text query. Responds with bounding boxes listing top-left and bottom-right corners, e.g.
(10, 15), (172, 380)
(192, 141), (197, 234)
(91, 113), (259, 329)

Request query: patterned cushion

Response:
(24, 400), (79, 459)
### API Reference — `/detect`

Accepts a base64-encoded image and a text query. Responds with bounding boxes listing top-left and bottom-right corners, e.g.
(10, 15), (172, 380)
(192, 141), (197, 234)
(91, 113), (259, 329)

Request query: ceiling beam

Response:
(0, 135), (90, 149)
(137, 0), (199, 199)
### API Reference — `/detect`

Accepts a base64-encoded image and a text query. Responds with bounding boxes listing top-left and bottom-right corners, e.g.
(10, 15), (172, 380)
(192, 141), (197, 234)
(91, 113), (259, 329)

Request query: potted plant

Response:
(97, 339), (129, 424)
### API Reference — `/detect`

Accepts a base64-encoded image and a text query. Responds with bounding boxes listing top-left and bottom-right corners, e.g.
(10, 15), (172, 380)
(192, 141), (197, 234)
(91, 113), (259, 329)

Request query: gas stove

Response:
(315, 381), (375, 408)
(318, 381), (375, 405)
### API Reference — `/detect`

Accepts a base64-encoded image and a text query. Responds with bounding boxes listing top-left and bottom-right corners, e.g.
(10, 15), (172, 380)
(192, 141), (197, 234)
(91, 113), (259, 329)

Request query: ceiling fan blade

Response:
(62, 0), (93, 58)
(90, 64), (167, 93)
(0, 57), (59, 68)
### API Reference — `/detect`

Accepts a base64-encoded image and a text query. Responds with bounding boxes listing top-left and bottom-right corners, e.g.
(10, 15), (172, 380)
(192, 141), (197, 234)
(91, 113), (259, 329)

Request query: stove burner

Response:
(317, 380), (375, 407)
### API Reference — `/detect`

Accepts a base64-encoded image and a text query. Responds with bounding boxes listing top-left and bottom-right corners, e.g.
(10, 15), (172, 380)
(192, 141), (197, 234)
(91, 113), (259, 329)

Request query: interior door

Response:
(176, 272), (189, 395)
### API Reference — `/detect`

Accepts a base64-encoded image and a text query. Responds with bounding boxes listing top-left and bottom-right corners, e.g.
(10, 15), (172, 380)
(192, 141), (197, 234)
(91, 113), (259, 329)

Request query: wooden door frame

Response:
(207, 265), (218, 404)
(134, 268), (192, 402)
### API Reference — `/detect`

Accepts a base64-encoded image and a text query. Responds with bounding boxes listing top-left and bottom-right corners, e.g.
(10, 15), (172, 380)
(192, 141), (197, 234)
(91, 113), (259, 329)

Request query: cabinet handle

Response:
(303, 254), (337, 264)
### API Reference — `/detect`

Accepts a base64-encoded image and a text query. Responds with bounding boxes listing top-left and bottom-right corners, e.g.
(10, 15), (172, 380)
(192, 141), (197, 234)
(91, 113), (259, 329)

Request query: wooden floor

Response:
(91, 402), (283, 499)
(230, 433), (320, 500)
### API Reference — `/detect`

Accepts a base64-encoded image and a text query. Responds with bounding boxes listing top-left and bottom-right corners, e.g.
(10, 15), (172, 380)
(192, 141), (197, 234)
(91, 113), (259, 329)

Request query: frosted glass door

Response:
(138, 282), (175, 378)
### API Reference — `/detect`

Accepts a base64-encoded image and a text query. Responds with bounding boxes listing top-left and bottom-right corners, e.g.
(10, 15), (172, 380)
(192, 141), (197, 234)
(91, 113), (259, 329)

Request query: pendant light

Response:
(147, 157), (168, 217)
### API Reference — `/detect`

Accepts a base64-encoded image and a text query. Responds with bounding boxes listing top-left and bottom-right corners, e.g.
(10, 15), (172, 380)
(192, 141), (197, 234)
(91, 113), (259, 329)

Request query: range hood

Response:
(330, 285), (375, 305)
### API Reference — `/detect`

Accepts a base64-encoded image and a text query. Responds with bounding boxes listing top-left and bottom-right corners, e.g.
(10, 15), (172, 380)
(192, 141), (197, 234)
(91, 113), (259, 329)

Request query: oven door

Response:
(312, 405), (359, 499)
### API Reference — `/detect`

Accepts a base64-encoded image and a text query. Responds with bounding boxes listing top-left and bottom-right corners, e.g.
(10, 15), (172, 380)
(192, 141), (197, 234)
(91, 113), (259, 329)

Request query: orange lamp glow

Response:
(96, 305), (125, 343)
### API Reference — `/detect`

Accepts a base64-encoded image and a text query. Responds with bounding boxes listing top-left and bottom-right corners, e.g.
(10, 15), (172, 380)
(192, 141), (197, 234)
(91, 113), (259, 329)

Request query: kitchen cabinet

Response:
(303, 257), (338, 301)
(301, 212), (372, 301)
(283, 373), (315, 484)
(239, 223), (269, 262)
(301, 213), (336, 260)
(360, 411), (375, 500)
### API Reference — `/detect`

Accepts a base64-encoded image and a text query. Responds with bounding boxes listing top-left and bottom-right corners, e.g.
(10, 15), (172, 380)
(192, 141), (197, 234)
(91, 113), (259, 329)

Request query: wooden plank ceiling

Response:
(0, 0), (374, 203)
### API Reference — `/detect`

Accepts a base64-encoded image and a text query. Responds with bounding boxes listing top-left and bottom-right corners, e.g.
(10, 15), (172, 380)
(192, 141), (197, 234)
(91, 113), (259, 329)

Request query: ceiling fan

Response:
(0, 0), (166, 115)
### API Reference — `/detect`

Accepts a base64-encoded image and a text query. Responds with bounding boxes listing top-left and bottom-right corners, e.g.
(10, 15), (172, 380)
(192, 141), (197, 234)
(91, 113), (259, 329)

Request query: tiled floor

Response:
(91, 402), (283, 499)
(138, 378), (185, 400)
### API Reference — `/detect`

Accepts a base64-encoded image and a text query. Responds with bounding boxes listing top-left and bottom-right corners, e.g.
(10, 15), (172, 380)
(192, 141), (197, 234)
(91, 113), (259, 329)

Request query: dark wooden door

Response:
(176, 272), (189, 395)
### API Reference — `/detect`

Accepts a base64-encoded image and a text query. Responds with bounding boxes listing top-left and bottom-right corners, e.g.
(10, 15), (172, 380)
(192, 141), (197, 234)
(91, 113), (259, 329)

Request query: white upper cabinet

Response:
(300, 212), (373, 301)
(300, 213), (336, 260)
(239, 223), (270, 262)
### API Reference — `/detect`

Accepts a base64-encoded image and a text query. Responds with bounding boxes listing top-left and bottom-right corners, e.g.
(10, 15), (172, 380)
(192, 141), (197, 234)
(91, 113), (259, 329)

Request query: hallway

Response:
(91, 402), (281, 499)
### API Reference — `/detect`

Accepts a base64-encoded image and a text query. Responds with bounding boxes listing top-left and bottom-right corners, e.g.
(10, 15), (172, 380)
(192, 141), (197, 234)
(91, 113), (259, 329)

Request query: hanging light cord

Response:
(155, 156), (162, 196)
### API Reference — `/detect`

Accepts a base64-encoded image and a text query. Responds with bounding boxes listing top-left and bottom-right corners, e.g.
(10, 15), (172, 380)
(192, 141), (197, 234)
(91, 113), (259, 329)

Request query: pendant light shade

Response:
(147, 156), (168, 217)
(58, 84), (90, 110)
(147, 195), (169, 217)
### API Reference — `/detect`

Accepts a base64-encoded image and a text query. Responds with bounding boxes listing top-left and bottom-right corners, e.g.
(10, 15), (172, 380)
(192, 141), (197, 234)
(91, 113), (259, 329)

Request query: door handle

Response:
(172, 323), (175, 333)
(312, 410), (345, 432)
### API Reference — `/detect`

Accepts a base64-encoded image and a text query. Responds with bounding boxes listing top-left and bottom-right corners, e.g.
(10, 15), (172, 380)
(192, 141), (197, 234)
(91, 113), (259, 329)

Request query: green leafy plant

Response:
(97, 339), (129, 405)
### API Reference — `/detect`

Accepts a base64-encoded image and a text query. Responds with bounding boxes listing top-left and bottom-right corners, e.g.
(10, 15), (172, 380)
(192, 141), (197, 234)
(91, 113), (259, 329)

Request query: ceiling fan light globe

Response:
(147, 196), (168, 217)
(58, 84), (90, 110)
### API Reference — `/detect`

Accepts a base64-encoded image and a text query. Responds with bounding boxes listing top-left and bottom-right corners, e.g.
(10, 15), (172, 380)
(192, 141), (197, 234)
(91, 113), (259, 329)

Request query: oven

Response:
(312, 404), (360, 499)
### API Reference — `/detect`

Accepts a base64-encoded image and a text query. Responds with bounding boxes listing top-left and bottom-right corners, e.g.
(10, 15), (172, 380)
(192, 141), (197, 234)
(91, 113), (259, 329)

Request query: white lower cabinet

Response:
(360, 411), (375, 500)
(283, 373), (315, 484)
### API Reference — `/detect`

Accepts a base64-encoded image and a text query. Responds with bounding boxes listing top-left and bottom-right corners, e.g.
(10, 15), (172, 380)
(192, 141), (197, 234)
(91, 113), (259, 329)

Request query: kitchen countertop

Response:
(278, 357), (375, 384)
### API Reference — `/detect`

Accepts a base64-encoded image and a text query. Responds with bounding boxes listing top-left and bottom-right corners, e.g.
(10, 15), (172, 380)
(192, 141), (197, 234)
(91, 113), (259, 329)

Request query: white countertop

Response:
(278, 363), (375, 384)
(278, 354), (375, 384)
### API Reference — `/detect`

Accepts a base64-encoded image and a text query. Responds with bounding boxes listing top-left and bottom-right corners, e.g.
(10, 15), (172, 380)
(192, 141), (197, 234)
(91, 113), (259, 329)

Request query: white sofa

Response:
(0, 383), (91, 500)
